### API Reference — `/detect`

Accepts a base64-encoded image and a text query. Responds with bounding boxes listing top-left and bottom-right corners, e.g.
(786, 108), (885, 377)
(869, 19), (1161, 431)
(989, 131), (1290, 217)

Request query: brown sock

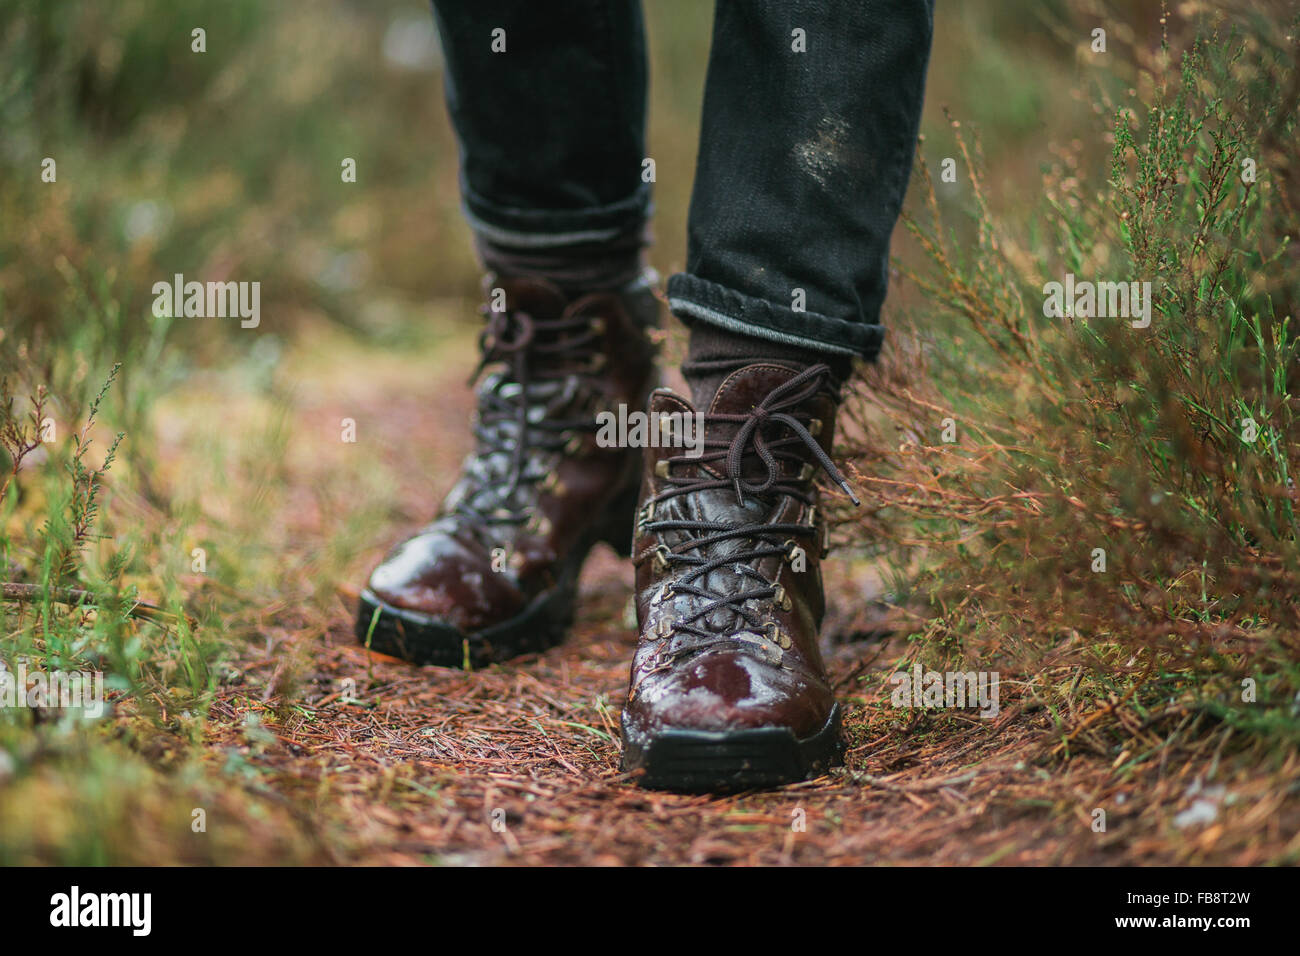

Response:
(682, 322), (854, 408)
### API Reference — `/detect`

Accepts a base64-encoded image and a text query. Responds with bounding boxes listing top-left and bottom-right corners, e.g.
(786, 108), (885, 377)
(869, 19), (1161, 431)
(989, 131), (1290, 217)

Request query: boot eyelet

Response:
(657, 412), (676, 441)
(772, 584), (792, 612)
(654, 459), (671, 479)
(783, 539), (804, 563)
(652, 544), (672, 574)
(807, 417), (823, 437)
(525, 514), (552, 536)
(540, 472), (565, 496)
(763, 622), (792, 650)
(654, 616), (675, 639)
(636, 499), (655, 530)
(564, 434), (585, 456)
(589, 317), (606, 335)
(765, 622), (792, 649)
(798, 463), (815, 482)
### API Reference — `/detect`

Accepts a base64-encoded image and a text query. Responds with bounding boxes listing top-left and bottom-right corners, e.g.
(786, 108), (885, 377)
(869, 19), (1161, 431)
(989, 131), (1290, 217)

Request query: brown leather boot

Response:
(357, 274), (660, 666)
(621, 362), (854, 791)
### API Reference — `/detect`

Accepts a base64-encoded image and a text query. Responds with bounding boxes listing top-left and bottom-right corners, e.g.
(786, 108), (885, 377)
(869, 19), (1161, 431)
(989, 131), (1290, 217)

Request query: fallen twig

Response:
(1, 581), (196, 628)
(836, 767), (980, 793)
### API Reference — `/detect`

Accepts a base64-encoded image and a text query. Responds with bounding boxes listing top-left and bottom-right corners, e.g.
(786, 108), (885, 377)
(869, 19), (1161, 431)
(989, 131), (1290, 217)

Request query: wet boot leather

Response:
(357, 274), (660, 666)
(621, 362), (854, 791)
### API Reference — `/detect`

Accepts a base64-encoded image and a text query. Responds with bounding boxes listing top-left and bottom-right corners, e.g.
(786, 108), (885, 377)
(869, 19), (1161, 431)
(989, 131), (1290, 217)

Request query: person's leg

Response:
(430, 0), (651, 290)
(673, 0), (933, 400)
(358, 2), (661, 666)
(622, 0), (933, 791)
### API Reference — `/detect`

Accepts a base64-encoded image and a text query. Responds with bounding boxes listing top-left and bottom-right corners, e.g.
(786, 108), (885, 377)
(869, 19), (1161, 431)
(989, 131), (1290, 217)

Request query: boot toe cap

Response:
(367, 529), (526, 632)
(626, 648), (832, 738)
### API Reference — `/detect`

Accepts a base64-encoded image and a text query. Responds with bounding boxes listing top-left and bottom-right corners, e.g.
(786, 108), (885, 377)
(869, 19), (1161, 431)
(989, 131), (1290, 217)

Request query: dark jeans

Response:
(430, 0), (933, 359)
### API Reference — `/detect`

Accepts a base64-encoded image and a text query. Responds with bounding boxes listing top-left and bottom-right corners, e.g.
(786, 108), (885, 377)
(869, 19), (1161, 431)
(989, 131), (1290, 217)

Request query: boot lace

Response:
(641, 364), (859, 643)
(451, 305), (604, 534)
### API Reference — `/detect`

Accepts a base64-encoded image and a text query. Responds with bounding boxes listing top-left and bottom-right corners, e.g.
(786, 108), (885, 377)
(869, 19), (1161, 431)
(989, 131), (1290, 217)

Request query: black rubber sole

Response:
(620, 704), (844, 793)
(355, 479), (638, 667)
(356, 578), (577, 668)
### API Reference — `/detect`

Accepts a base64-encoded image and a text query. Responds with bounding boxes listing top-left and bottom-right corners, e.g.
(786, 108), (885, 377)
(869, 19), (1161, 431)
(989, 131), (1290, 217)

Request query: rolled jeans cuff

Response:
(666, 273), (884, 360)
(462, 178), (653, 249)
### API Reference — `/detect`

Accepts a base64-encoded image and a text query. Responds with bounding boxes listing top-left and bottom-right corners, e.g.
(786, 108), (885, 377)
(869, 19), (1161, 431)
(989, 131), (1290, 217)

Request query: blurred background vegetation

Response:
(1, 0), (1296, 863)
(1, 0), (1112, 372)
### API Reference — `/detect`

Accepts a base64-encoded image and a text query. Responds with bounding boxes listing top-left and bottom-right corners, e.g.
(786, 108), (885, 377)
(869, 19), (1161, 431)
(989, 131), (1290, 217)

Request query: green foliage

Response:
(842, 10), (1300, 746)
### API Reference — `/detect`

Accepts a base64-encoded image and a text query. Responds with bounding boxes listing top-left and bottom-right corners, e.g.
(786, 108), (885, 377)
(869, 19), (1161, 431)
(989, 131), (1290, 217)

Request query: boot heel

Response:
(596, 479), (642, 558)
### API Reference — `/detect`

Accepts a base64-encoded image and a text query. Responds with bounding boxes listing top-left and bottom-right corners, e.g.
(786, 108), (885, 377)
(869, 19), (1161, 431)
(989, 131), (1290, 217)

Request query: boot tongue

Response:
(491, 276), (569, 320)
(485, 277), (587, 376)
(705, 363), (810, 486)
(707, 362), (805, 413)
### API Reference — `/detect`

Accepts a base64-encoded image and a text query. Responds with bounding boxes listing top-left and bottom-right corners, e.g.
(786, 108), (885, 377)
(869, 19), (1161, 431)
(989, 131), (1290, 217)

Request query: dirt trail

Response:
(185, 320), (1280, 866)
